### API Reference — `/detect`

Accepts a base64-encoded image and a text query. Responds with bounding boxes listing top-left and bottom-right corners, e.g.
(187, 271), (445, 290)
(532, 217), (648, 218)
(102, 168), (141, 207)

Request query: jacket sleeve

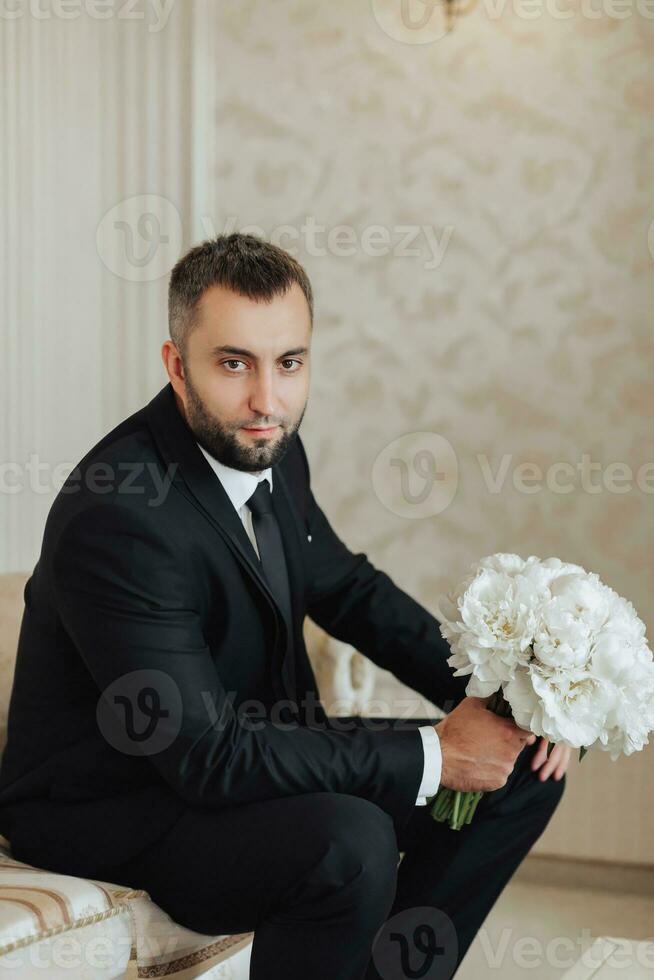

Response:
(51, 503), (424, 829)
(296, 437), (469, 716)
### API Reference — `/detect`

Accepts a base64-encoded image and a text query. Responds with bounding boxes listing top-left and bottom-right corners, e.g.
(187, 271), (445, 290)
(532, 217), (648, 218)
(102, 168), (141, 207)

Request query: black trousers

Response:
(104, 716), (566, 980)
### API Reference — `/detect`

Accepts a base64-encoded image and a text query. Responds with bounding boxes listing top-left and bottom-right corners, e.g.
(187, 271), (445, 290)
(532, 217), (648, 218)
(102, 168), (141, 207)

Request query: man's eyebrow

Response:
(210, 345), (309, 359)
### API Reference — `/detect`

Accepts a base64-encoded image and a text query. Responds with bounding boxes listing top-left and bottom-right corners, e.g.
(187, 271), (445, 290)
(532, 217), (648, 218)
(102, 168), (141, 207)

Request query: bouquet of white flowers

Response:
(429, 554), (654, 830)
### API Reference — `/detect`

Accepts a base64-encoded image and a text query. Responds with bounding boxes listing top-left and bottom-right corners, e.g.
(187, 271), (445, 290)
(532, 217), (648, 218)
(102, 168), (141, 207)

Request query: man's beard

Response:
(183, 369), (306, 473)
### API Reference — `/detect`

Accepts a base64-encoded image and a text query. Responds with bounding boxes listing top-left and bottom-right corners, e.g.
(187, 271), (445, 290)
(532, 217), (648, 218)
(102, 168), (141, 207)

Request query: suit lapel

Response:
(144, 383), (303, 703)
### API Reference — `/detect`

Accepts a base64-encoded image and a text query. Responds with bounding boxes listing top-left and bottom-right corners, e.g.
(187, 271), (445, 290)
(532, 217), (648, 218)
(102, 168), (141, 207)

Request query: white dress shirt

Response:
(196, 441), (441, 806)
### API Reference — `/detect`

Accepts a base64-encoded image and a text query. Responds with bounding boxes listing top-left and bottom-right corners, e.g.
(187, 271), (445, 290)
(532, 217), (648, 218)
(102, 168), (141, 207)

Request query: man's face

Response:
(171, 282), (311, 473)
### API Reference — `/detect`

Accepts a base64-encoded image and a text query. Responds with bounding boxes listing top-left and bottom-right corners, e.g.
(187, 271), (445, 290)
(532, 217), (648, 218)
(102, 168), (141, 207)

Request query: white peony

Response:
(508, 664), (612, 746)
(531, 574), (611, 670)
(477, 553), (534, 576)
(438, 565), (544, 698)
(523, 556), (586, 590)
(437, 552), (654, 760)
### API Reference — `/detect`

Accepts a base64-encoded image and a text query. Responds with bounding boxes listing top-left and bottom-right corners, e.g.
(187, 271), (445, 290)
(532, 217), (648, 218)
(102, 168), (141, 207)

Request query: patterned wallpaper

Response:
(204, 0), (653, 630)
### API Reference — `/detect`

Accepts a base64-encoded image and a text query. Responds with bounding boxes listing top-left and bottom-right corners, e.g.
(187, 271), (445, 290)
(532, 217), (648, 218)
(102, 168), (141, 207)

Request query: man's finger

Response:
(539, 745), (565, 781)
(531, 737), (549, 770)
(554, 748), (571, 780)
(539, 761), (556, 780)
(511, 722), (536, 743)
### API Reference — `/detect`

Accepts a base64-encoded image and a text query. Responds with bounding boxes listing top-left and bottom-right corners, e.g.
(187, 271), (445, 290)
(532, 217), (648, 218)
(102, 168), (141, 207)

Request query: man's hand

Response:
(530, 737), (570, 781)
(436, 695), (537, 793)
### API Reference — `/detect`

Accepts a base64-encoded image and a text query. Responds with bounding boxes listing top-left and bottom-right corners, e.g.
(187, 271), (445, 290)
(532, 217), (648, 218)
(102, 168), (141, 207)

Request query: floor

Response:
(457, 879), (654, 979)
(220, 875), (654, 979)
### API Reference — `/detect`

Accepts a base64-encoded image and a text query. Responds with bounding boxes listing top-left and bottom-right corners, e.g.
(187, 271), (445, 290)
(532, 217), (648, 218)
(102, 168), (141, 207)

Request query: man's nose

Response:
(248, 371), (279, 420)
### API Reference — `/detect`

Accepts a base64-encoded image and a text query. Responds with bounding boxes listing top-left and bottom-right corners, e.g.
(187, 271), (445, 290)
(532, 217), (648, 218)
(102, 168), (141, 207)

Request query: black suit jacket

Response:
(0, 382), (467, 877)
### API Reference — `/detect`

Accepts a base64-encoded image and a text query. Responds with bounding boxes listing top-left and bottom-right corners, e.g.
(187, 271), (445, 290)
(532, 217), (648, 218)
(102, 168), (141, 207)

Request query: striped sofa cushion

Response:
(0, 834), (254, 978)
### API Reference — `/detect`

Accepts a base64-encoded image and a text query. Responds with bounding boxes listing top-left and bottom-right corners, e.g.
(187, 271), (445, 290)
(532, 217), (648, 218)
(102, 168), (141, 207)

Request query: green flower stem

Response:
(431, 788), (450, 823)
(432, 790), (451, 820)
(440, 790), (453, 814)
(465, 792), (482, 824)
(452, 791), (461, 827)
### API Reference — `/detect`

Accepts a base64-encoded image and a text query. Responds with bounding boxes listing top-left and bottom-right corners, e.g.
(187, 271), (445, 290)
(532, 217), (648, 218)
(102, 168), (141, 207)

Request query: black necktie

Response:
(246, 480), (297, 707)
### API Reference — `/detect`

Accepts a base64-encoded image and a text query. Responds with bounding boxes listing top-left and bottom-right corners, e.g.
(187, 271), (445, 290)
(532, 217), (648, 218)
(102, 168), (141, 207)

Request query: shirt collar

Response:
(196, 441), (273, 513)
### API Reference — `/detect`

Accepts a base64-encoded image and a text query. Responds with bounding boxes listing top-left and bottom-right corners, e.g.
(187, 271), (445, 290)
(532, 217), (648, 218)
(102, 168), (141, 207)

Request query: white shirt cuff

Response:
(415, 724), (442, 806)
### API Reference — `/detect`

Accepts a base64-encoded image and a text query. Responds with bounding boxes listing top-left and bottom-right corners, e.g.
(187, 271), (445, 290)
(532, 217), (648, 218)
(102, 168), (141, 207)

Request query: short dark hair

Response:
(168, 233), (314, 359)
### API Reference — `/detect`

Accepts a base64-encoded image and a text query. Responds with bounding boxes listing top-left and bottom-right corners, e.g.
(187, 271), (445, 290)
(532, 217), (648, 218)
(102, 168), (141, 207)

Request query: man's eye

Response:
(221, 359), (302, 371)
